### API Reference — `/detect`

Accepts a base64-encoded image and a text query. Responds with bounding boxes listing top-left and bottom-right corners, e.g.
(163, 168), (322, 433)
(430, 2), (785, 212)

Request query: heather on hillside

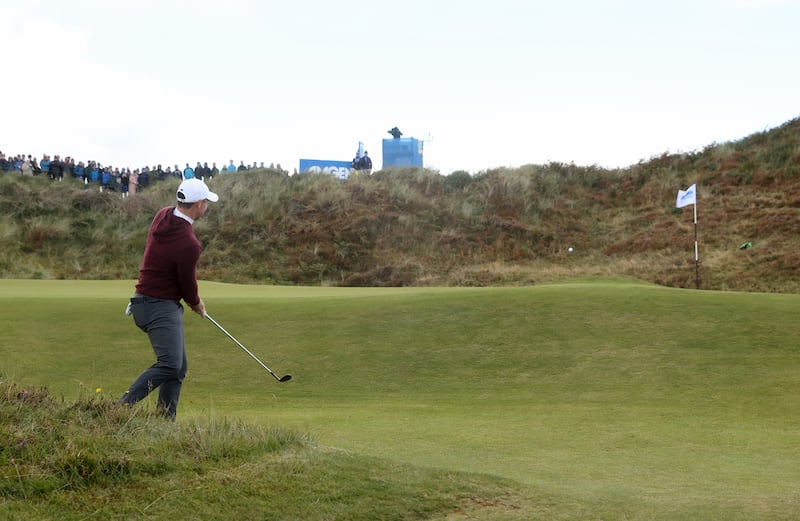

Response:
(1, 116), (799, 292)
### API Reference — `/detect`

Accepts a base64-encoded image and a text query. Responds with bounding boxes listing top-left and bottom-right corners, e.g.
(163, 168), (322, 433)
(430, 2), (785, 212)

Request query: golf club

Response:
(205, 314), (292, 382)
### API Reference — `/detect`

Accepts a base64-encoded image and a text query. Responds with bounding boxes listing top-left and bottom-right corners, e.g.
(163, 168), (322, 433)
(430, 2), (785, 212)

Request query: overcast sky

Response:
(2, 0), (798, 174)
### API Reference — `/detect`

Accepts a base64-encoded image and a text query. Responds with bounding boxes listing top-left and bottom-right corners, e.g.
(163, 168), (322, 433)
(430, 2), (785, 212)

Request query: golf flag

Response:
(675, 183), (700, 289)
(676, 184), (697, 208)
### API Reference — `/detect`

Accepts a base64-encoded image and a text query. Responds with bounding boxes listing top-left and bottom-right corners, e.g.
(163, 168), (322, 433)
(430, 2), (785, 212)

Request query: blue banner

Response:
(299, 159), (353, 180)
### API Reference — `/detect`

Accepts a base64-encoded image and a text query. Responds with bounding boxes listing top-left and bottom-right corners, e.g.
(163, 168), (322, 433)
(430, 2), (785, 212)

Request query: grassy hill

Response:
(1, 116), (800, 292)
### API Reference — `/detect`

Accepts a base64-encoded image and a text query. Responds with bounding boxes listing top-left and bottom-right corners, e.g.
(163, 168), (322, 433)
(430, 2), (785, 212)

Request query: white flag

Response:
(676, 184), (697, 208)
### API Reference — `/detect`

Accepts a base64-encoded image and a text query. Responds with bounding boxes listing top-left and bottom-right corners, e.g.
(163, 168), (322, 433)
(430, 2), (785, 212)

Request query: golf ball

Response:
(568, 247), (573, 252)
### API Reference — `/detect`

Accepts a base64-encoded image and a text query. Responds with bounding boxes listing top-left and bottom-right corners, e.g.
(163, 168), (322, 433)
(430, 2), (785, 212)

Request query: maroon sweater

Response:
(135, 207), (202, 306)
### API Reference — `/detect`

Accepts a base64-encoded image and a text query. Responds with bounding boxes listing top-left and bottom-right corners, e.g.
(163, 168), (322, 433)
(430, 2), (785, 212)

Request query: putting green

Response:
(2, 279), (798, 518)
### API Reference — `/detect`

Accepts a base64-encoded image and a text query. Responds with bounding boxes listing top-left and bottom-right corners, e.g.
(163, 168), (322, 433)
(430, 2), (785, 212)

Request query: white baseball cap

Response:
(176, 178), (219, 203)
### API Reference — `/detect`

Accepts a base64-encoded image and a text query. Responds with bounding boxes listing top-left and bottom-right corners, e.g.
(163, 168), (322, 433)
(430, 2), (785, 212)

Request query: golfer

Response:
(119, 178), (219, 420)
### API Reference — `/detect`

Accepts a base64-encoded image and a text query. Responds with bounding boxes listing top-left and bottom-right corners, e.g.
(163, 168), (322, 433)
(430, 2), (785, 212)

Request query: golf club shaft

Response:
(205, 314), (285, 381)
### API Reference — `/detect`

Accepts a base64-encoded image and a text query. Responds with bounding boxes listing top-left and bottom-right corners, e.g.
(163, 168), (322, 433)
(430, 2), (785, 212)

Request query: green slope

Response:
(2, 279), (799, 520)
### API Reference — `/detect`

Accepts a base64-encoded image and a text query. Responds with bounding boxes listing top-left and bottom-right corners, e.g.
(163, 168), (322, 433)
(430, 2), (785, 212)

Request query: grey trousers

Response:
(120, 294), (187, 419)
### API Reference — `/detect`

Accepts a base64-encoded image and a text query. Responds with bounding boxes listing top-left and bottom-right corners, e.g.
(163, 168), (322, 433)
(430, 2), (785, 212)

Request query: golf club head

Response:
(279, 374), (292, 382)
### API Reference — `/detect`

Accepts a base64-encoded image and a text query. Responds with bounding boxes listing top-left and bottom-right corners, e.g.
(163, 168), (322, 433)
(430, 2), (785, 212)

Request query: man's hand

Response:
(190, 298), (207, 317)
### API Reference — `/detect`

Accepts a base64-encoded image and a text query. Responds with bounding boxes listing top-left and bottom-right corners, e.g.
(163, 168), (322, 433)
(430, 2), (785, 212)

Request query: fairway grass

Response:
(2, 279), (799, 520)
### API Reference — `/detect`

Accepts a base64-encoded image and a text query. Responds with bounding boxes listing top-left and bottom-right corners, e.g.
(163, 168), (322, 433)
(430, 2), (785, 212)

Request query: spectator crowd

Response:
(0, 150), (285, 196)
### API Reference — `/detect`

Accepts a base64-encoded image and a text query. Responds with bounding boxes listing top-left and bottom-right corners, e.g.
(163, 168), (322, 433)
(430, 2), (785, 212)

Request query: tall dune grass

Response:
(2, 116), (800, 290)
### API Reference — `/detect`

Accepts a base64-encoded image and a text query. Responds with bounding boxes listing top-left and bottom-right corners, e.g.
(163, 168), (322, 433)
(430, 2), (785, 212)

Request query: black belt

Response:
(131, 295), (179, 304)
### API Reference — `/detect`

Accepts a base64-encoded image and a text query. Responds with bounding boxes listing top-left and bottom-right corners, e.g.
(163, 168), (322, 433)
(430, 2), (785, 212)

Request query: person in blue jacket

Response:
(358, 151), (373, 175)
(101, 168), (112, 191)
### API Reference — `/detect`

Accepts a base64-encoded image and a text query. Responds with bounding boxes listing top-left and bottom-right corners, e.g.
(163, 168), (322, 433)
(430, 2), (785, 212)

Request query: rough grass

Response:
(2, 116), (800, 290)
(0, 379), (535, 521)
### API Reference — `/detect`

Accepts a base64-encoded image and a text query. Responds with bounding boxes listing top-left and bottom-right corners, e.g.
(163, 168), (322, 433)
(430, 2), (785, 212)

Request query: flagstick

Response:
(693, 202), (699, 289)
(676, 184), (699, 289)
